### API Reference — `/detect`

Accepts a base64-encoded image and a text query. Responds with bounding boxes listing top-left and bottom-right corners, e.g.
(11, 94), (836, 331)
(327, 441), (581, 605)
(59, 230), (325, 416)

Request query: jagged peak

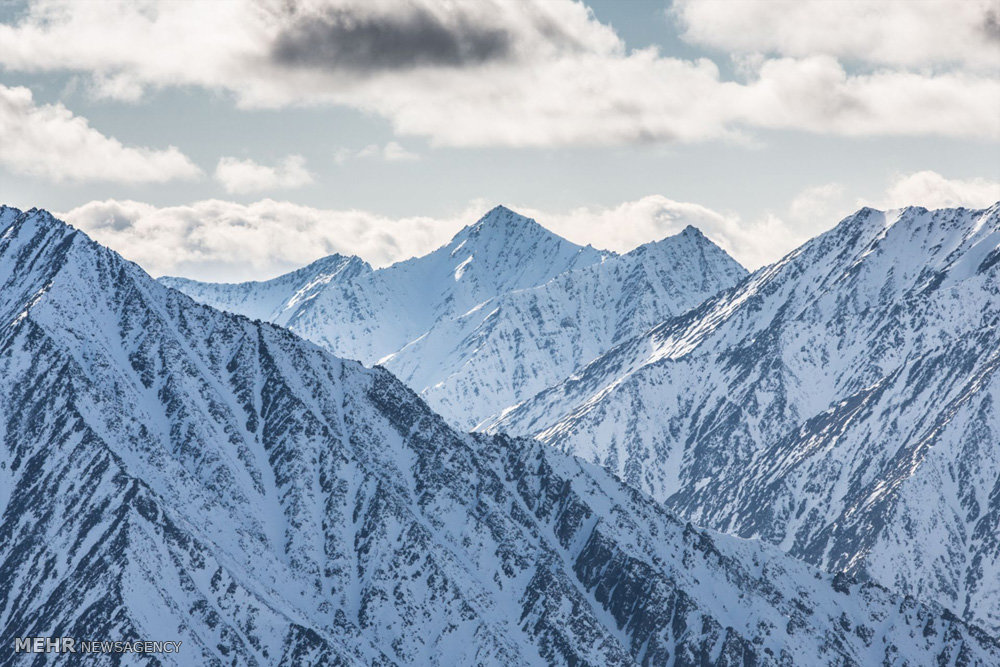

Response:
(0, 204), (23, 220)
(161, 252), (371, 288)
(476, 204), (522, 226)
(674, 225), (724, 249)
(451, 205), (556, 247)
(1, 207), (82, 253)
(624, 224), (740, 266)
(829, 203), (997, 241)
(285, 252), (371, 281)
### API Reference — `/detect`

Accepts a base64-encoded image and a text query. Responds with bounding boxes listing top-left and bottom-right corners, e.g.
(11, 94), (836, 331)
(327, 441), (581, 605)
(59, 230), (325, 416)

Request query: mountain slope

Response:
(485, 204), (1000, 633)
(162, 205), (607, 366)
(164, 209), (746, 430)
(2, 206), (997, 665)
(381, 226), (746, 429)
(160, 253), (373, 322)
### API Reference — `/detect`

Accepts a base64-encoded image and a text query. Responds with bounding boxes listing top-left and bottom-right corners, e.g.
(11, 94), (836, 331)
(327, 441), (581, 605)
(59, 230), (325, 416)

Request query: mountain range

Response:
(4, 206), (999, 665)
(163, 206), (746, 429)
(484, 204), (1000, 634)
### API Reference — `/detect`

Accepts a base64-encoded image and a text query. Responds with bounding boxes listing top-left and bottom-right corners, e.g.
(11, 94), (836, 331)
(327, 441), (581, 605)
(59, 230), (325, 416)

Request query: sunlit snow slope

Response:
(2, 206), (997, 665)
(485, 204), (1000, 633)
(164, 207), (745, 429)
(162, 206), (608, 367)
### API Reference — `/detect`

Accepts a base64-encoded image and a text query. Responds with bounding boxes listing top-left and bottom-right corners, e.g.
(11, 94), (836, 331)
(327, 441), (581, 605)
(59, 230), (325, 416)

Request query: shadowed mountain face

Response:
(162, 206), (746, 429)
(485, 204), (1000, 633)
(2, 205), (997, 665)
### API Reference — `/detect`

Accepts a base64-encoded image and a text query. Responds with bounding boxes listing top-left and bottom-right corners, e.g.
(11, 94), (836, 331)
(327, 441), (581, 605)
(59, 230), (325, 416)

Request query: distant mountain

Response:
(161, 253), (373, 322)
(163, 205), (608, 366)
(163, 207), (745, 429)
(484, 204), (1000, 633)
(381, 226), (746, 429)
(3, 205), (997, 665)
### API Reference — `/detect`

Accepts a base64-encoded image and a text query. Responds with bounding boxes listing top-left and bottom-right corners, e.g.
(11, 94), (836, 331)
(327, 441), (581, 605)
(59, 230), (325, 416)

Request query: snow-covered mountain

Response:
(381, 226), (746, 429)
(163, 207), (745, 429)
(161, 252), (373, 322)
(485, 204), (1000, 633)
(162, 205), (608, 366)
(4, 206), (998, 665)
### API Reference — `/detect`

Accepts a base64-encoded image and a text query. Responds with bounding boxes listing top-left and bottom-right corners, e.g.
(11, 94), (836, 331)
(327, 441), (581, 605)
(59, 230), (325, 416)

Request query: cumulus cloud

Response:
(214, 155), (314, 194)
(0, 0), (996, 146)
(522, 173), (1000, 270)
(60, 172), (1000, 282)
(62, 198), (481, 281)
(369, 54), (1000, 145)
(516, 195), (834, 271)
(0, 83), (201, 182)
(869, 171), (1000, 210)
(672, 0), (1000, 69)
(60, 193), (821, 278)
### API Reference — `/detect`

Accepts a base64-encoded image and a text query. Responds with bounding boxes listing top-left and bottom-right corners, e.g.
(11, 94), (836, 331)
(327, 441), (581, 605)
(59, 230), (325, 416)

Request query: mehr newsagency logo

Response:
(13, 637), (182, 655)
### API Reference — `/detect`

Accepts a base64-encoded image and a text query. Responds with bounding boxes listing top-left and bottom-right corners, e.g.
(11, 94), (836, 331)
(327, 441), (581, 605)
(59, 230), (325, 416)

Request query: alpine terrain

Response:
(381, 225), (746, 429)
(3, 206), (998, 665)
(485, 204), (1000, 634)
(160, 206), (609, 367)
(163, 206), (746, 429)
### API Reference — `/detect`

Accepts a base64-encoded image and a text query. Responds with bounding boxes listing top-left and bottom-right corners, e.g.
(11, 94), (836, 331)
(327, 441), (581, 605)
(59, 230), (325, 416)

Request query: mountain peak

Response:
(625, 224), (738, 267)
(678, 224), (711, 241)
(0, 204), (22, 223)
(282, 252), (371, 282)
(463, 204), (545, 238)
(1, 207), (82, 264)
(441, 205), (598, 267)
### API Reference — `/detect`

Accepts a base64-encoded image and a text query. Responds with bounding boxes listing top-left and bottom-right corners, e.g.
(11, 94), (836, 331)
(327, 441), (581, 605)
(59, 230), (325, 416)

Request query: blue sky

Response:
(0, 0), (997, 280)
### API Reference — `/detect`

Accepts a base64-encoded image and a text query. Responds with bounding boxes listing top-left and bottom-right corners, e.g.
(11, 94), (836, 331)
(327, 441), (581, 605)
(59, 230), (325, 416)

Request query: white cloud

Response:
(0, 0), (996, 146)
(672, 0), (1000, 69)
(62, 198), (480, 281)
(733, 57), (999, 139)
(869, 171), (1000, 210)
(523, 173), (1000, 270)
(60, 172), (1000, 281)
(335, 142), (420, 164)
(516, 195), (833, 271)
(214, 155), (314, 194)
(371, 54), (1000, 146)
(54, 190), (846, 281)
(0, 83), (201, 183)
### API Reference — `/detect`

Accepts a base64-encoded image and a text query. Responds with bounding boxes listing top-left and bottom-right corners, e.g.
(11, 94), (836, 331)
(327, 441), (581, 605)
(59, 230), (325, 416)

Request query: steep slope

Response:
(2, 206), (997, 665)
(164, 210), (745, 431)
(486, 204), (1000, 633)
(381, 226), (746, 429)
(163, 205), (607, 365)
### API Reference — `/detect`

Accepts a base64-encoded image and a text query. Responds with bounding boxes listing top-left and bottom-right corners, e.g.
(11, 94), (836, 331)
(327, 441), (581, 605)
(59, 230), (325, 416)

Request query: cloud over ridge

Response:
(61, 172), (1000, 282)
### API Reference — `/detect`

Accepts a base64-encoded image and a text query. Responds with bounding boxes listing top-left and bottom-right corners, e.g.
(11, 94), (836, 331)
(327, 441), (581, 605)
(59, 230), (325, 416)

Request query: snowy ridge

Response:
(381, 225), (746, 429)
(1, 206), (996, 665)
(485, 203), (1000, 633)
(164, 209), (745, 429)
(160, 253), (373, 322)
(162, 205), (608, 366)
